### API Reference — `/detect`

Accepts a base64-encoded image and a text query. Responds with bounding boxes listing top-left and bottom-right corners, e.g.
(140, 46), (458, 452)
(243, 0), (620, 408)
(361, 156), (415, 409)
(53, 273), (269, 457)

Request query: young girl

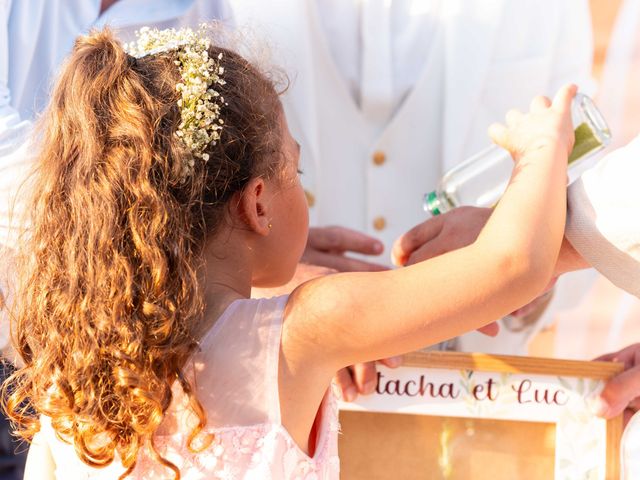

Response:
(4, 26), (575, 479)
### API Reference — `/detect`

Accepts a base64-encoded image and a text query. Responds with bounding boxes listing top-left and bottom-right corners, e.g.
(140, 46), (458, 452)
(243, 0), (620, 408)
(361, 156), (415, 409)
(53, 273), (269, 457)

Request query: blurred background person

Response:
(539, 0), (640, 366)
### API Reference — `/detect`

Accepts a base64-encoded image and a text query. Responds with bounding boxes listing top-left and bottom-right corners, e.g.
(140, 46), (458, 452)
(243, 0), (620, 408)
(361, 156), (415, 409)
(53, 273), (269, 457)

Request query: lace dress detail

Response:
(38, 296), (341, 479)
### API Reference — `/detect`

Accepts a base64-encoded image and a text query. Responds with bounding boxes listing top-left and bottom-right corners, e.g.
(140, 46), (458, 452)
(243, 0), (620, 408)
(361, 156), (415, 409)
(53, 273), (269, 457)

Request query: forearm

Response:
(288, 238), (554, 371)
(479, 143), (568, 283)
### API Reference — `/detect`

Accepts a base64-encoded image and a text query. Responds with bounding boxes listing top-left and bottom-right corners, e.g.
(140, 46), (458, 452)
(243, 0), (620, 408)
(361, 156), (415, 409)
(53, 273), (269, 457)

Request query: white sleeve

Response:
(0, 134), (32, 355)
(566, 136), (640, 298)
(0, 0), (11, 110)
(0, 246), (16, 358)
(0, 0), (33, 250)
(0, 0), (35, 353)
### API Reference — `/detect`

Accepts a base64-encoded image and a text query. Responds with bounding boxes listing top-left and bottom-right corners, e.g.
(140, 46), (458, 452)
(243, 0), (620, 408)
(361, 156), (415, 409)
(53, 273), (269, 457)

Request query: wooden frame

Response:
(339, 351), (623, 480)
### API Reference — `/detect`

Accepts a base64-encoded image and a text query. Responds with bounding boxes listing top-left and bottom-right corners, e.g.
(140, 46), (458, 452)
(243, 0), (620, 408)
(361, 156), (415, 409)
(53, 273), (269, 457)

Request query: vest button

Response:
(372, 216), (386, 231)
(372, 150), (386, 166)
(304, 189), (316, 207)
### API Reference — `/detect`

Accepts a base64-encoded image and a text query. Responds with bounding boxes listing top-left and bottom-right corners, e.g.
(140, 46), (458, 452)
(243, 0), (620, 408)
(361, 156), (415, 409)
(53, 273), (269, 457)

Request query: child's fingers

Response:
(551, 84), (577, 114)
(488, 122), (508, 148)
(505, 109), (524, 127)
(530, 95), (551, 113)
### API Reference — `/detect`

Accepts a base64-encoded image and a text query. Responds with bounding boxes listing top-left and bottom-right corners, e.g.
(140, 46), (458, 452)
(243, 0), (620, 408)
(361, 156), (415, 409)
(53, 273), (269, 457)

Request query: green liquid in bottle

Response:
(569, 122), (602, 165)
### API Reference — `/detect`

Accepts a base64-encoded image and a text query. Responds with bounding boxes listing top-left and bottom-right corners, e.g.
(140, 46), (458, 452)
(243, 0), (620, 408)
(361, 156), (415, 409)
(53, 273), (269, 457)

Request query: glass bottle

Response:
(424, 93), (612, 216)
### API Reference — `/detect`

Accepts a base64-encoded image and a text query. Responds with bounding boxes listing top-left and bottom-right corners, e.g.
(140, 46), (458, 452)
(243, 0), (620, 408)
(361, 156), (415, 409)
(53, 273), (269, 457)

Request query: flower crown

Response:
(125, 26), (226, 181)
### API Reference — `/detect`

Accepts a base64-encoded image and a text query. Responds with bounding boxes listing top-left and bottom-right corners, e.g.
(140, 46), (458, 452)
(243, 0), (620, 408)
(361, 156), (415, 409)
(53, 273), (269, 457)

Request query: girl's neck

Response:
(195, 230), (254, 341)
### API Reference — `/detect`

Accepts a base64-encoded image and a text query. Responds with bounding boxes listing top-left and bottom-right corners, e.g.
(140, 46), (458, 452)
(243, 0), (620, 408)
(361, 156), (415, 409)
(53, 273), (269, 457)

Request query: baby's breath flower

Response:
(124, 25), (225, 181)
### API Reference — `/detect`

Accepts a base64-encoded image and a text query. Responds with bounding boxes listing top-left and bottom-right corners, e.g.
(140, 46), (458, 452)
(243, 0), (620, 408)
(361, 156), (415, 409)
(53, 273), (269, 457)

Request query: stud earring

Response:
(268, 223), (272, 229)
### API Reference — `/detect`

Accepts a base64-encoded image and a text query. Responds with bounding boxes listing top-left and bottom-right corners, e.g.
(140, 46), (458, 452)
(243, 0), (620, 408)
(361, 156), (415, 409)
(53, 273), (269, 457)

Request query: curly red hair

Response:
(2, 28), (282, 478)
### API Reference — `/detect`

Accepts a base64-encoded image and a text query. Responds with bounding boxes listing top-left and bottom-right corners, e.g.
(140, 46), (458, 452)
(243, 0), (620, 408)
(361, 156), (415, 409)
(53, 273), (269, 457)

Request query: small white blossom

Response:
(124, 25), (225, 181)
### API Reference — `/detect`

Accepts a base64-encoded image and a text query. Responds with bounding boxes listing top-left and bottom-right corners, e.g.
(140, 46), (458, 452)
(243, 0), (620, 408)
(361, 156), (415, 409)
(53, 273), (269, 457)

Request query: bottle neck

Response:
(424, 191), (445, 216)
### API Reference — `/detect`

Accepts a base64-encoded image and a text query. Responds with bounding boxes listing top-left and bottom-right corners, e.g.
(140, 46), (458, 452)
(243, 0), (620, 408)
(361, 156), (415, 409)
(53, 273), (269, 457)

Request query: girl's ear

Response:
(236, 177), (271, 236)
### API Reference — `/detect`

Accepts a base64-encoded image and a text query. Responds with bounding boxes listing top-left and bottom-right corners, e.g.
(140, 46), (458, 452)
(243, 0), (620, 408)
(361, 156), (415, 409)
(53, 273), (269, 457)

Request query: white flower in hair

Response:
(125, 25), (226, 181)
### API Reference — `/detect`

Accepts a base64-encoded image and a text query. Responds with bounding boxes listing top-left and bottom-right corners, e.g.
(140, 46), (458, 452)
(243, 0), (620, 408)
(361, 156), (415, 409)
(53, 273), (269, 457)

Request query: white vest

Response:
(304, 3), (446, 251)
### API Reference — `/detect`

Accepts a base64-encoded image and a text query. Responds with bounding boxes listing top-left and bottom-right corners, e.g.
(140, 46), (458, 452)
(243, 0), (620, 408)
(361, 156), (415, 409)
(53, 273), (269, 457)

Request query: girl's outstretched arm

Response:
(282, 85), (576, 375)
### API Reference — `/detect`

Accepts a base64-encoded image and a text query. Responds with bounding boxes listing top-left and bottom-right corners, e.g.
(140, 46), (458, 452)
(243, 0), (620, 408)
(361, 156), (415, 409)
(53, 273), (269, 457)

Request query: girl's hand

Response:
(488, 84), (577, 162)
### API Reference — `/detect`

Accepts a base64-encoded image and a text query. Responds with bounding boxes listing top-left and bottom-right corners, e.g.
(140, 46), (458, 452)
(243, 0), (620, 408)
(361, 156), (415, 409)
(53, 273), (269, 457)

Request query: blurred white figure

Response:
(597, 0), (640, 147)
(562, 135), (640, 361)
(228, 0), (595, 355)
(588, 2), (640, 477)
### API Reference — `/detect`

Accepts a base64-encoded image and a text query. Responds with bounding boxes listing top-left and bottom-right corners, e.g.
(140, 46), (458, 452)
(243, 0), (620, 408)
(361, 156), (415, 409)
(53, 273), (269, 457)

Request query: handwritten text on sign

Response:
(341, 366), (602, 424)
(376, 371), (569, 406)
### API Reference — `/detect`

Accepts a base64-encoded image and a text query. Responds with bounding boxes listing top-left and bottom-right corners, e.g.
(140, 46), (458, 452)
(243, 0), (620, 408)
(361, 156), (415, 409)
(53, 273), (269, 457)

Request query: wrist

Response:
(522, 137), (571, 159)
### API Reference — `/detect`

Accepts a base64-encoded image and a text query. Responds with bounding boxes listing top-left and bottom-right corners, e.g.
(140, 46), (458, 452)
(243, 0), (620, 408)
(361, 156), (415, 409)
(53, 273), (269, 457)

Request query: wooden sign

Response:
(338, 351), (623, 480)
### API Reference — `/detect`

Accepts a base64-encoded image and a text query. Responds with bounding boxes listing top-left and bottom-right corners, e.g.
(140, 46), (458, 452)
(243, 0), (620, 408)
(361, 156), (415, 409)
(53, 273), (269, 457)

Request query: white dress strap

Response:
(190, 295), (289, 427)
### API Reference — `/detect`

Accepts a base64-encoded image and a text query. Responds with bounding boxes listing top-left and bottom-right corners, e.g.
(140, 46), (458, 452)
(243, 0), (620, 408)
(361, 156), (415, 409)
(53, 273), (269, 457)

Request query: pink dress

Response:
(37, 296), (341, 479)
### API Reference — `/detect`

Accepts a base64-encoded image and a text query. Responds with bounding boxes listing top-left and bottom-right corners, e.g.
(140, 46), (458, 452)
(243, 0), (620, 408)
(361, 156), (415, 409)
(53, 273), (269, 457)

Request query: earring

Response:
(268, 223), (272, 229)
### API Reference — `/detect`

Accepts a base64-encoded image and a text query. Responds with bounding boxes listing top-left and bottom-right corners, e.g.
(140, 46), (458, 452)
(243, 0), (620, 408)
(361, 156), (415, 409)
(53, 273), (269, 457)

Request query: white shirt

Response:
(294, 0), (447, 251)
(317, 0), (439, 123)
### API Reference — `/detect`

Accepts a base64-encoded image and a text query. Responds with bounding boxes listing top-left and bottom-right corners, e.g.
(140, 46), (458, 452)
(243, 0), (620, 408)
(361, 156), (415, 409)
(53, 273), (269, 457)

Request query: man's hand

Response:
(303, 226), (388, 272)
(554, 236), (590, 277)
(391, 207), (492, 267)
(594, 344), (640, 425)
(391, 207), (559, 335)
(335, 356), (403, 402)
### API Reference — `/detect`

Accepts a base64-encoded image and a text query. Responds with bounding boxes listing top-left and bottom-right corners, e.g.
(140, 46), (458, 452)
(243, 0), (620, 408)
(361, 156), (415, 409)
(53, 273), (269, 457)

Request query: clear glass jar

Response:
(424, 93), (612, 215)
